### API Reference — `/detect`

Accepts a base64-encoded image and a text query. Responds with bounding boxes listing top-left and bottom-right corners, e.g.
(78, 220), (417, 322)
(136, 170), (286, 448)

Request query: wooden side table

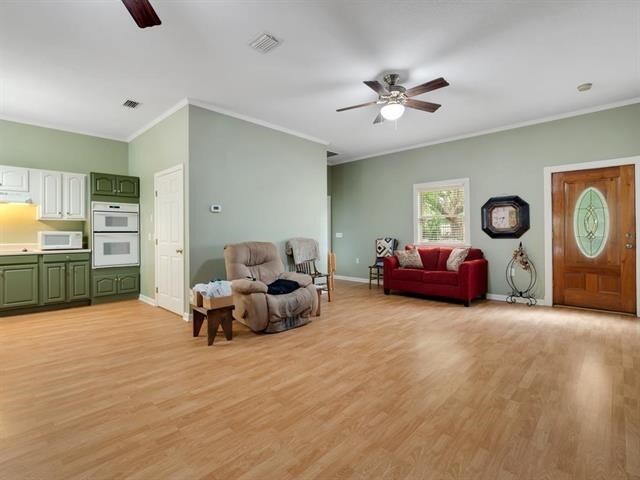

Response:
(192, 305), (234, 346)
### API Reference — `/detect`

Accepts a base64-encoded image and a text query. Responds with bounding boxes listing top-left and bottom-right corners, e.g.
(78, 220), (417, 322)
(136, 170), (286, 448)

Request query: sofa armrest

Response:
(383, 255), (399, 289)
(279, 271), (313, 287)
(231, 279), (268, 295)
(458, 259), (488, 300)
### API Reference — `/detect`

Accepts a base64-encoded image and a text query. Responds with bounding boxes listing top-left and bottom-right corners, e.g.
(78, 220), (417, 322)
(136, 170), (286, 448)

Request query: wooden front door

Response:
(552, 165), (636, 314)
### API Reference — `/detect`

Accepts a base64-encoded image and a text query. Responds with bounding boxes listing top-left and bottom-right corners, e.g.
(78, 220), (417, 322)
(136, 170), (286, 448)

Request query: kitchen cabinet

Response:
(41, 262), (66, 304)
(115, 176), (139, 198)
(92, 268), (139, 298)
(40, 254), (91, 304)
(0, 256), (39, 309)
(38, 172), (86, 221)
(63, 173), (86, 220)
(0, 166), (29, 192)
(91, 173), (139, 199)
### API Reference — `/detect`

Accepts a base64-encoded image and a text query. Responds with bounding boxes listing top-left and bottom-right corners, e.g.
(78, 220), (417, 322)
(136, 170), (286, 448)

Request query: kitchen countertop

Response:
(0, 248), (91, 256)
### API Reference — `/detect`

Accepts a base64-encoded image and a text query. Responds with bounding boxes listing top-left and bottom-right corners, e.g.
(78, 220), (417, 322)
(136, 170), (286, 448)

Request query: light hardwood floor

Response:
(1, 281), (639, 480)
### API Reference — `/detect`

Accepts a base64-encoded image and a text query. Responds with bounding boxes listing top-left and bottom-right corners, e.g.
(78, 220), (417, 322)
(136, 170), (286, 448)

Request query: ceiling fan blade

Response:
(363, 80), (388, 95)
(405, 77), (449, 97)
(336, 101), (377, 112)
(373, 112), (385, 124)
(121, 0), (162, 29)
(405, 99), (441, 113)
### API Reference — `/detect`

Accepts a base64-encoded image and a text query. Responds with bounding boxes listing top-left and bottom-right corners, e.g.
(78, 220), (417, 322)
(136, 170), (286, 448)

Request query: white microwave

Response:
(38, 231), (83, 250)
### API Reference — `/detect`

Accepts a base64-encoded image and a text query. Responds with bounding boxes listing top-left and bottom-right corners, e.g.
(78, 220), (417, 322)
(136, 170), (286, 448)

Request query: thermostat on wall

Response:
(210, 204), (222, 213)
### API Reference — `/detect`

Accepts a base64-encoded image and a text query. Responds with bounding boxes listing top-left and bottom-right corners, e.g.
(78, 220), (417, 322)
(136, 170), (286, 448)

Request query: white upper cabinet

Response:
(63, 173), (86, 220)
(0, 166), (29, 192)
(38, 171), (63, 220)
(37, 171), (86, 221)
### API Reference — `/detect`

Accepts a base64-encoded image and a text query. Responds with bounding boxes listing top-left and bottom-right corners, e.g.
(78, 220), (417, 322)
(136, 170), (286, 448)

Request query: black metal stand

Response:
(505, 242), (537, 306)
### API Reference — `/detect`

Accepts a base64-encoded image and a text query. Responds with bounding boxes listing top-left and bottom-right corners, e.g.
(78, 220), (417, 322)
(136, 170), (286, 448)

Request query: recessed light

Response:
(577, 83), (592, 92)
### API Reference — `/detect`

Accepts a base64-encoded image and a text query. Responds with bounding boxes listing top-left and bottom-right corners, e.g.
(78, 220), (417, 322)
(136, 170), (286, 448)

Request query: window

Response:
(413, 178), (470, 245)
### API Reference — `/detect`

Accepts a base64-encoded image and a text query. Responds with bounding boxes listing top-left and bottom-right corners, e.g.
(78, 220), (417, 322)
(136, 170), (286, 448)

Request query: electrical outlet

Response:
(356, 257), (360, 264)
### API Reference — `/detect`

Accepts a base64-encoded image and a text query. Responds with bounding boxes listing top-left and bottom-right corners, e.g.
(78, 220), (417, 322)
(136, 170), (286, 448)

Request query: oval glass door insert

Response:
(573, 187), (609, 258)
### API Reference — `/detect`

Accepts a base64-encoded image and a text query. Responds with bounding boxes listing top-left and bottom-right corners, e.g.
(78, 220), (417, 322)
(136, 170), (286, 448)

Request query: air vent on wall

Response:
(122, 99), (141, 109)
(249, 33), (282, 53)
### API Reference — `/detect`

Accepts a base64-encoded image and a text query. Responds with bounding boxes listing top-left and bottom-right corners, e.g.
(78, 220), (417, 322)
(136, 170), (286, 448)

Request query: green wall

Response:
(0, 119), (128, 242)
(188, 105), (327, 284)
(329, 103), (640, 297)
(128, 107), (189, 301)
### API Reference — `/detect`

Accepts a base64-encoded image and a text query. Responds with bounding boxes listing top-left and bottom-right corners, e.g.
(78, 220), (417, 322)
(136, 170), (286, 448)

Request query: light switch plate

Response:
(335, 232), (343, 238)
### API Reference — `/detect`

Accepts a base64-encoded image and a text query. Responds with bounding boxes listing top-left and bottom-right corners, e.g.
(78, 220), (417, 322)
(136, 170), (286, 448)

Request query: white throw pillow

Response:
(395, 248), (424, 269)
(446, 247), (470, 272)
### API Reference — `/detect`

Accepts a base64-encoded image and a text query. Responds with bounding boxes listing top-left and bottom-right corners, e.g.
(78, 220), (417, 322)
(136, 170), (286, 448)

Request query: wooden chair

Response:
(327, 252), (336, 302)
(368, 238), (398, 289)
(295, 252), (336, 302)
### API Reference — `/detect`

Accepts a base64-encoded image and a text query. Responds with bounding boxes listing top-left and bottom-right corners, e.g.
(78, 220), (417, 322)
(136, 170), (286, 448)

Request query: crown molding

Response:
(187, 98), (330, 146)
(0, 113), (127, 143)
(328, 96), (640, 166)
(126, 98), (189, 142)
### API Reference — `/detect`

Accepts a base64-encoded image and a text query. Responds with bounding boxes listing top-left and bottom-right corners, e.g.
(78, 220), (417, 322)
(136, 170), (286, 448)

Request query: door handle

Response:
(625, 243), (635, 249)
(176, 249), (183, 254)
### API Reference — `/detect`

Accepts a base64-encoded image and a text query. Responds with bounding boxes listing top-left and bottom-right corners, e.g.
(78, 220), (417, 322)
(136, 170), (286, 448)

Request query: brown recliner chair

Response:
(224, 242), (318, 333)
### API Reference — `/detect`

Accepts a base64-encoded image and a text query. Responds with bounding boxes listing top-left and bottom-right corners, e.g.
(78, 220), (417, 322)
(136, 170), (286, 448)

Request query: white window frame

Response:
(413, 178), (471, 247)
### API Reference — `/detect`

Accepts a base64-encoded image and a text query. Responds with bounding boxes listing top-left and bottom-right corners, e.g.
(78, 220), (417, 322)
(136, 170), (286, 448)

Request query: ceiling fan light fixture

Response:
(380, 102), (405, 121)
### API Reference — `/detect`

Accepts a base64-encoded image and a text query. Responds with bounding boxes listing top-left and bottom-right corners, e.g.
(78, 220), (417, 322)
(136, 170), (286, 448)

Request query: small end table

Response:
(192, 305), (235, 346)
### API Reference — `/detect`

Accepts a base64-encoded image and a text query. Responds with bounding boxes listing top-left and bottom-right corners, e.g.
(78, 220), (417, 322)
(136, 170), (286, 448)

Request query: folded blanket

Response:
(267, 279), (300, 295)
(286, 238), (319, 264)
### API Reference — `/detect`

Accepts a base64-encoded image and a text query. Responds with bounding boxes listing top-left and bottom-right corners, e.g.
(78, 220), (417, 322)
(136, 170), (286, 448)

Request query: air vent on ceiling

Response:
(249, 33), (282, 53)
(122, 99), (141, 109)
(327, 151), (339, 158)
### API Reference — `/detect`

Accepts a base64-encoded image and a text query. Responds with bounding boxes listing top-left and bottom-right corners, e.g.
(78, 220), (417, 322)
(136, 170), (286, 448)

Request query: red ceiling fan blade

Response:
(336, 101), (378, 112)
(405, 99), (441, 113)
(121, 0), (162, 29)
(405, 77), (449, 97)
(363, 80), (389, 95)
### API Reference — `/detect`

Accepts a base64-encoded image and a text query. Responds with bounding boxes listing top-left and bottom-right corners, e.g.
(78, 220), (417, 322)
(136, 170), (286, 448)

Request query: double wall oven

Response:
(92, 202), (140, 269)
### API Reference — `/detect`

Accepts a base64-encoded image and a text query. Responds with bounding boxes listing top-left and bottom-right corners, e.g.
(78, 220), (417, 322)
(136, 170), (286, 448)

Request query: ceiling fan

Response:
(121, 0), (162, 29)
(337, 74), (449, 124)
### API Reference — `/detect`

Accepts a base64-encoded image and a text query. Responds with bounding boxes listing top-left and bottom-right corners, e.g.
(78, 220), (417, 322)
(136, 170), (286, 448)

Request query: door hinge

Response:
(156, 287), (158, 293)
(155, 190), (158, 197)
(155, 239), (158, 245)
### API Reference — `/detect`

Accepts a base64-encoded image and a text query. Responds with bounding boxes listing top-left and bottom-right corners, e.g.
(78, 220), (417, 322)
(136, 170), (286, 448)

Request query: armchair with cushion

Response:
(224, 242), (318, 333)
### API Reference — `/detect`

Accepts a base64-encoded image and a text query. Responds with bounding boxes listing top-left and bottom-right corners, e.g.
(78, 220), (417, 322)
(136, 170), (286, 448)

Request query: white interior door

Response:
(155, 165), (184, 316)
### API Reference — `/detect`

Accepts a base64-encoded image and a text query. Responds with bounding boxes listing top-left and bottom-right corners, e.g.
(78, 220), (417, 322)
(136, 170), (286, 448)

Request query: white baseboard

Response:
(334, 275), (369, 284)
(183, 312), (192, 322)
(486, 293), (547, 306)
(139, 294), (157, 306)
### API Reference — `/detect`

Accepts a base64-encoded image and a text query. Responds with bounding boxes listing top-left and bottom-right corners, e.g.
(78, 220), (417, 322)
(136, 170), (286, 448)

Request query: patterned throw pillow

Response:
(395, 248), (424, 268)
(376, 238), (396, 258)
(446, 247), (470, 272)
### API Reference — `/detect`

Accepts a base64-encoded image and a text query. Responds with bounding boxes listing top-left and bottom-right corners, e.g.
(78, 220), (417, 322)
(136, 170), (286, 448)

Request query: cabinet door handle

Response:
(176, 249), (183, 254)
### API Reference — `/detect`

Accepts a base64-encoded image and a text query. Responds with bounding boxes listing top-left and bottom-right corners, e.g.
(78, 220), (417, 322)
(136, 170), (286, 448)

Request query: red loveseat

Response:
(383, 246), (488, 306)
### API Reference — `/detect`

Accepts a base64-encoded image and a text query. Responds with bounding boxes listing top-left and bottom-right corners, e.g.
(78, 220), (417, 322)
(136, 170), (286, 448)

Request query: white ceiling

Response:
(1, 1), (639, 163)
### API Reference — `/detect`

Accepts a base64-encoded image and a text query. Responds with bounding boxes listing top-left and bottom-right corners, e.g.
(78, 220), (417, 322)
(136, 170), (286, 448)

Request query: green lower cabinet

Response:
(41, 262), (67, 304)
(68, 262), (91, 301)
(118, 272), (140, 294)
(93, 274), (118, 297)
(92, 268), (139, 298)
(0, 263), (39, 309)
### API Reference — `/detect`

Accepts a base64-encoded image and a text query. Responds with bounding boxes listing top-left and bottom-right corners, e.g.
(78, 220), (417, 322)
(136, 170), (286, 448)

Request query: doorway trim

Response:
(154, 163), (186, 317)
(543, 155), (640, 315)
